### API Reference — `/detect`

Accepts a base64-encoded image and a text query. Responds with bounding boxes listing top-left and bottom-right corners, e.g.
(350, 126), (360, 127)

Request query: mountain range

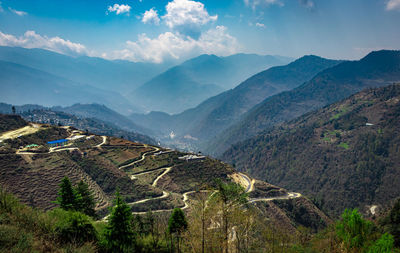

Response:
(0, 60), (144, 115)
(130, 55), (341, 150)
(207, 50), (400, 156)
(0, 46), (170, 94)
(129, 54), (292, 114)
(222, 84), (400, 216)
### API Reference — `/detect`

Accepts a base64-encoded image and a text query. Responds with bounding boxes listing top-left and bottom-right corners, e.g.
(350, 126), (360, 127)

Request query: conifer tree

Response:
(168, 208), (188, 253)
(75, 180), (96, 218)
(105, 190), (135, 252)
(57, 176), (77, 210)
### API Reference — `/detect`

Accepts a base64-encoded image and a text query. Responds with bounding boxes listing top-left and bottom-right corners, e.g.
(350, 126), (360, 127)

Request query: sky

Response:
(0, 0), (399, 63)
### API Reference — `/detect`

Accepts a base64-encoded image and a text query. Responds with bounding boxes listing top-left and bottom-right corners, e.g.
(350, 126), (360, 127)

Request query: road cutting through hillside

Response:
(127, 191), (169, 207)
(230, 172), (255, 193)
(152, 167), (172, 187)
(95, 136), (107, 148)
(118, 146), (160, 171)
(249, 192), (302, 203)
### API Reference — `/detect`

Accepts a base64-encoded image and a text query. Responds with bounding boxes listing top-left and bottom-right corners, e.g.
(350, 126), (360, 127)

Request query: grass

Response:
(330, 106), (350, 120)
(338, 142), (350, 149)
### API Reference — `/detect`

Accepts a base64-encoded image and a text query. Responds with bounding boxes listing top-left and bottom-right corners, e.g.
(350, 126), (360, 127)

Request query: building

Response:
(47, 139), (69, 147)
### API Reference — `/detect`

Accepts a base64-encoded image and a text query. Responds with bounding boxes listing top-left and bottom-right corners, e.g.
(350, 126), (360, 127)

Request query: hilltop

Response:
(222, 84), (400, 217)
(0, 115), (329, 233)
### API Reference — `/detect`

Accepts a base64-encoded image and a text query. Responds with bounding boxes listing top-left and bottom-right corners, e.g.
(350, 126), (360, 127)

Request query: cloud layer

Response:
(106, 26), (240, 63)
(0, 30), (88, 56)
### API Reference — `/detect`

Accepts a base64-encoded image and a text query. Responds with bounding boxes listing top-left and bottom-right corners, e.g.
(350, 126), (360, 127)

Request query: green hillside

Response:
(222, 84), (400, 217)
(209, 50), (400, 156)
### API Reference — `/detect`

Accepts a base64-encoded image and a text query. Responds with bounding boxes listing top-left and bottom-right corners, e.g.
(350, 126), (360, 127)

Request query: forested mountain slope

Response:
(209, 50), (400, 156)
(222, 84), (400, 216)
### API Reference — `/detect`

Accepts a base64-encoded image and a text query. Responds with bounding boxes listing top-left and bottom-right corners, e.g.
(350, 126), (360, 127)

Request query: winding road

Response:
(119, 146), (160, 171)
(95, 136), (107, 148)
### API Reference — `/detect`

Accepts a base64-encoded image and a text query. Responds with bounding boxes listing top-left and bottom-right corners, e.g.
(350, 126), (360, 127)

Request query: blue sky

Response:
(0, 0), (399, 63)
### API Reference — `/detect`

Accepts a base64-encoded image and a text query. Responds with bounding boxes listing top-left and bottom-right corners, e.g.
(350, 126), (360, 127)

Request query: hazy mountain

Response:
(129, 54), (292, 114)
(0, 103), (155, 144)
(0, 46), (170, 94)
(0, 60), (141, 114)
(207, 50), (400, 156)
(181, 55), (341, 141)
(52, 103), (152, 135)
(130, 67), (224, 114)
(222, 84), (400, 216)
(130, 55), (340, 147)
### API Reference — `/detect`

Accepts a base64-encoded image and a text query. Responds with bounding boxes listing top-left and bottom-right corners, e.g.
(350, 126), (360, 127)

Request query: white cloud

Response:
(256, 22), (266, 28)
(9, 7), (27, 16)
(107, 4), (131, 15)
(163, 0), (217, 37)
(0, 30), (88, 56)
(244, 0), (283, 9)
(105, 26), (240, 63)
(386, 0), (400, 10)
(142, 8), (160, 25)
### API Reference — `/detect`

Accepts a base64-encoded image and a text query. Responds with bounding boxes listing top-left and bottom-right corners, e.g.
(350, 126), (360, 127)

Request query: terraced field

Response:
(0, 117), (330, 231)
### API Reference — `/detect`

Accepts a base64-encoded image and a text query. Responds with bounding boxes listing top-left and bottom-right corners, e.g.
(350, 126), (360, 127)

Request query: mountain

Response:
(0, 46), (170, 94)
(130, 67), (224, 114)
(208, 50), (400, 156)
(0, 115), (330, 235)
(129, 54), (292, 114)
(130, 55), (341, 148)
(222, 84), (400, 217)
(0, 103), (156, 145)
(52, 103), (151, 135)
(0, 60), (140, 114)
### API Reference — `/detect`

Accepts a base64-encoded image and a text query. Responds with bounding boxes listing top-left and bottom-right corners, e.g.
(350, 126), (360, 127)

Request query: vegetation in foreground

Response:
(1, 177), (399, 252)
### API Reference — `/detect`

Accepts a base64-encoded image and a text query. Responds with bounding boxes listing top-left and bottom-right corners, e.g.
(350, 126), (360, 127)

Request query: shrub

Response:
(367, 233), (394, 253)
(50, 208), (98, 245)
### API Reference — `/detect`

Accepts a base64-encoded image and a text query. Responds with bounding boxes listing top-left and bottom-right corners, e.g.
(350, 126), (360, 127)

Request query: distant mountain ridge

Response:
(52, 103), (152, 135)
(0, 60), (142, 114)
(0, 46), (170, 94)
(222, 84), (400, 216)
(207, 50), (400, 156)
(129, 53), (292, 114)
(130, 55), (341, 150)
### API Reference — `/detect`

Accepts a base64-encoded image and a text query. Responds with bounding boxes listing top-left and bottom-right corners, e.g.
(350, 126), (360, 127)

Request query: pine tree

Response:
(57, 177), (77, 210)
(168, 208), (188, 253)
(105, 190), (135, 252)
(75, 181), (96, 218)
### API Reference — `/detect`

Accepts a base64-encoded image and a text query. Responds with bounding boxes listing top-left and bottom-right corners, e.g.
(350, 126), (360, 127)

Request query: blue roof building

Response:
(47, 139), (69, 147)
